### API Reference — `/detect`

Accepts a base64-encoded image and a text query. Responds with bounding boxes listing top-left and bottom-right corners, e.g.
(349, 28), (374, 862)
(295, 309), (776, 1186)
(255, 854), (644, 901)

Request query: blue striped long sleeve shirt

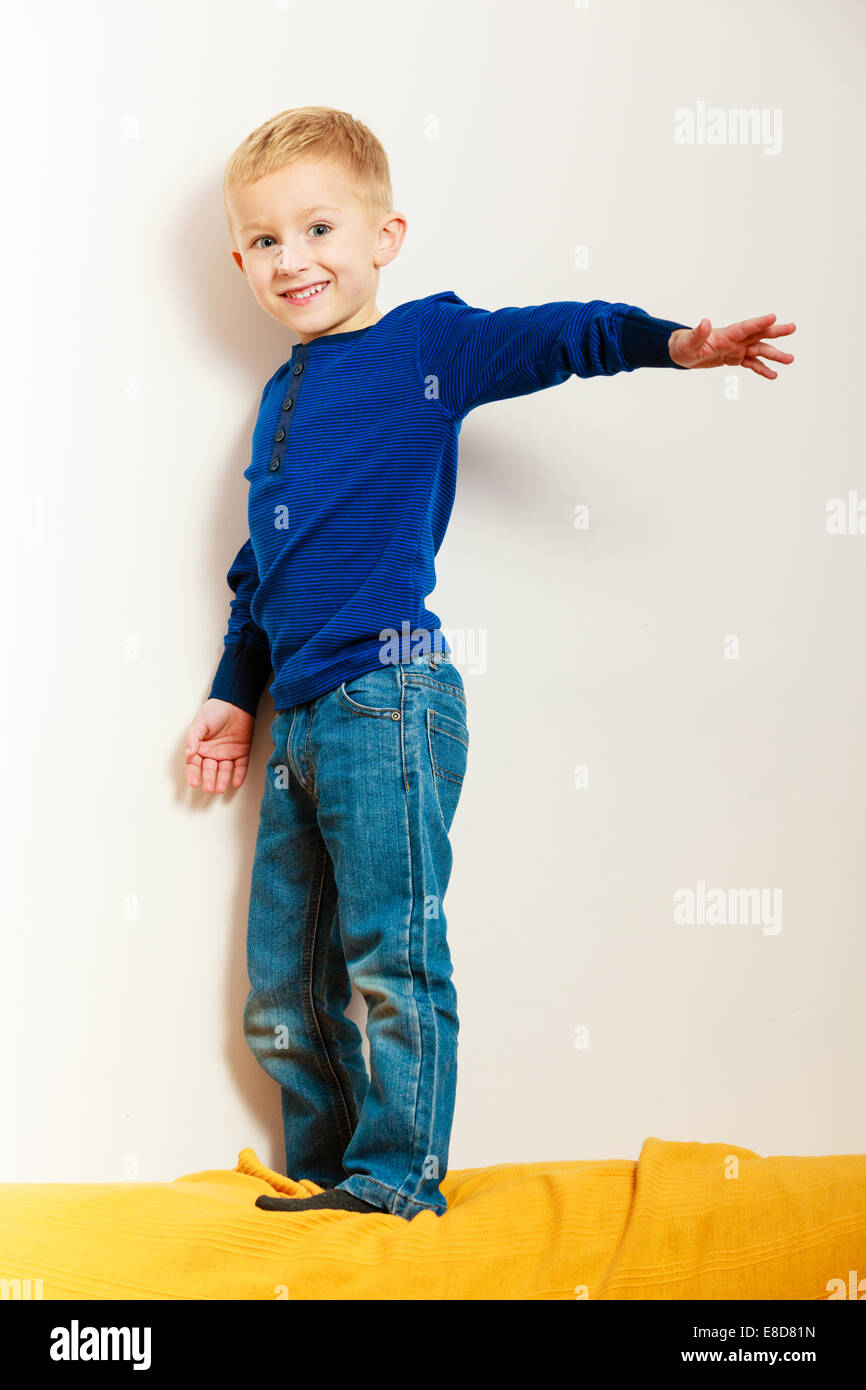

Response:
(208, 290), (689, 714)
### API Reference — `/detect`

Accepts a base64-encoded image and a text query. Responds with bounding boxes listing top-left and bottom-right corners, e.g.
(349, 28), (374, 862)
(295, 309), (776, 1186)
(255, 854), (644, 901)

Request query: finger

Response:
(745, 357), (777, 380)
(233, 757), (249, 788)
(215, 760), (234, 794)
(725, 313), (777, 342)
(746, 341), (795, 364)
(741, 313), (777, 333)
(201, 757), (219, 793)
(186, 713), (210, 758)
(741, 322), (796, 347)
(186, 753), (202, 789)
(678, 319), (712, 360)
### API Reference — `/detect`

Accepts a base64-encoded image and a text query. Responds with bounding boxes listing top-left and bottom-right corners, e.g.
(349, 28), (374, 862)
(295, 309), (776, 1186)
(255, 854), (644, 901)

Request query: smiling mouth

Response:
(279, 281), (330, 304)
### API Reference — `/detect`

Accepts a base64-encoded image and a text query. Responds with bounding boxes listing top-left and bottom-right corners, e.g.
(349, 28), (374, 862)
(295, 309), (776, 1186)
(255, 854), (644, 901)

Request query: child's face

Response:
(227, 156), (400, 341)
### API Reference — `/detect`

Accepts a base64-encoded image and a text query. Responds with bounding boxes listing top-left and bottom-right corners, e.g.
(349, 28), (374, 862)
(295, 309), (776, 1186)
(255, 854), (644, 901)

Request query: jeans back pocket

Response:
(426, 708), (469, 832)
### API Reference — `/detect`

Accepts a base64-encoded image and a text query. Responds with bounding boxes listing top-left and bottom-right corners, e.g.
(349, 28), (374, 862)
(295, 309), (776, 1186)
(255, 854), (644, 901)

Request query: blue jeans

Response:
(243, 651), (469, 1219)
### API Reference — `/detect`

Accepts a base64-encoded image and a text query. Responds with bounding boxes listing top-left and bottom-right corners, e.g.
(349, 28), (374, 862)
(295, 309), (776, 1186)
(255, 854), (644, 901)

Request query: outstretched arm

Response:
(417, 293), (693, 420)
(668, 314), (796, 378)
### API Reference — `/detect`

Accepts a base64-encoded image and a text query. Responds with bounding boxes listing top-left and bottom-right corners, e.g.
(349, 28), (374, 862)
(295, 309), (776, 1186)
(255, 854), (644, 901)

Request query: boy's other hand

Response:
(185, 699), (255, 793)
(668, 314), (796, 378)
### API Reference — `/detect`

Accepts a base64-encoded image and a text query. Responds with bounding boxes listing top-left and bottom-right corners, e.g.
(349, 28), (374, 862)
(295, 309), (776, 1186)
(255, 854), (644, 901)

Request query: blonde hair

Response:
(223, 106), (393, 237)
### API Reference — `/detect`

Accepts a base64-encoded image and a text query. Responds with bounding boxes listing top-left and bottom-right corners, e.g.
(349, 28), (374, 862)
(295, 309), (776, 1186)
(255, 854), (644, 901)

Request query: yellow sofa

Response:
(1, 1137), (863, 1299)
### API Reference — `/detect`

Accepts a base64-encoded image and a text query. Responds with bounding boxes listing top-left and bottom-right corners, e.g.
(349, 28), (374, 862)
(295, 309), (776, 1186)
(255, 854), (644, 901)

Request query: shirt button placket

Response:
(270, 349), (306, 473)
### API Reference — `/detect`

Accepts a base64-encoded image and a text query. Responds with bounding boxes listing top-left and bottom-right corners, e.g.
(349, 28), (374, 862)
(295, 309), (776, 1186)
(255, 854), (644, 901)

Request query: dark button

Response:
(274, 428), (285, 442)
(268, 459), (281, 472)
(293, 362), (304, 376)
(281, 398), (293, 411)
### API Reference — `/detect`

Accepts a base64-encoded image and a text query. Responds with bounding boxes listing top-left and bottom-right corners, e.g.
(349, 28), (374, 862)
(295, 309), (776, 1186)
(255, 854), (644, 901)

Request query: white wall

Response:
(2, 0), (863, 1181)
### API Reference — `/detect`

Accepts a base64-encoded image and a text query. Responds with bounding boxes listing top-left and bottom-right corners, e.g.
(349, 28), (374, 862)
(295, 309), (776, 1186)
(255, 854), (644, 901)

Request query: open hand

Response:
(185, 698), (255, 793)
(668, 314), (796, 378)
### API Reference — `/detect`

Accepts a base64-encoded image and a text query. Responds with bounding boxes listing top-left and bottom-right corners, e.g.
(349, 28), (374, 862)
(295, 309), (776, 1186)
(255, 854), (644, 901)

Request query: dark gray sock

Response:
(255, 1188), (385, 1215)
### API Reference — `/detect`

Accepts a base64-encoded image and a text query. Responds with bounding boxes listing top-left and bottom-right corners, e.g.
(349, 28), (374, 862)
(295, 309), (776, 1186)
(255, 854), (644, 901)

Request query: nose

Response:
(274, 243), (310, 276)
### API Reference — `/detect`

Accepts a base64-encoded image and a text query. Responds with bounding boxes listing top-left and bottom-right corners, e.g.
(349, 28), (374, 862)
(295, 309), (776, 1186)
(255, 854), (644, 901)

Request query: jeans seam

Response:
(286, 709), (309, 794)
(404, 673), (466, 702)
(392, 675), (432, 1207)
(303, 706), (317, 796)
(302, 846), (355, 1148)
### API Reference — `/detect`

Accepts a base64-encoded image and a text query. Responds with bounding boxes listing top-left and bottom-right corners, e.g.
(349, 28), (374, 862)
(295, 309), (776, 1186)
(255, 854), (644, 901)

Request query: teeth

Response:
(285, 283), (327, 300)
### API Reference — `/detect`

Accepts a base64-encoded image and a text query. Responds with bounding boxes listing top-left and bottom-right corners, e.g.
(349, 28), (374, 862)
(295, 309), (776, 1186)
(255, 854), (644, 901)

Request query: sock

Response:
(255, 1188), (386, 1215)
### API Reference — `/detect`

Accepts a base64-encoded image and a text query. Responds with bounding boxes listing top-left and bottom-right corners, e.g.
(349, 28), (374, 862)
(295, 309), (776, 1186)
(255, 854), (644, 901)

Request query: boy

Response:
(184, 106), (795, 1220)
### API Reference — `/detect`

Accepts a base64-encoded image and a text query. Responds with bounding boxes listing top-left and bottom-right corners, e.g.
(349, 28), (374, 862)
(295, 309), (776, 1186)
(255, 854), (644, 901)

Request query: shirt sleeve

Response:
(417, 291), (691, 420)
(207, 537), (272, 716)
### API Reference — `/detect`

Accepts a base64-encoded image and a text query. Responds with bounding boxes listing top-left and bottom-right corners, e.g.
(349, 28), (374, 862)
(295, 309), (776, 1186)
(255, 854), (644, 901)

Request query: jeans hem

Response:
(337, 1174), (446, 1220)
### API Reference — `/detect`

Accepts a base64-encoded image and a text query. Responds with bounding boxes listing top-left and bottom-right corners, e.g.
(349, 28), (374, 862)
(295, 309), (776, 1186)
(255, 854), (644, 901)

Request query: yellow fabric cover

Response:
(1, 1138), (863, 1299)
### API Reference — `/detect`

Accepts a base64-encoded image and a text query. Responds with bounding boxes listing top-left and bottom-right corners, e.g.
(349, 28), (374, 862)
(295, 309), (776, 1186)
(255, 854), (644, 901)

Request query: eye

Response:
(309, 223), (331, 237)
(251, 235), (277, 249)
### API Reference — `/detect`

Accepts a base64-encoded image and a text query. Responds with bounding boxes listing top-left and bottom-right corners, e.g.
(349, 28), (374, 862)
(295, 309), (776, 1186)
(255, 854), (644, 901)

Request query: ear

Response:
(374, 212), (407, 270)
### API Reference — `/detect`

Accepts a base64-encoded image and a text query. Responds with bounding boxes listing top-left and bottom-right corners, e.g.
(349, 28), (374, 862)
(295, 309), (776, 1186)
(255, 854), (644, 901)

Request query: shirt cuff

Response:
(208, 640), (272, 716)
(619, 308), (690, 369)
